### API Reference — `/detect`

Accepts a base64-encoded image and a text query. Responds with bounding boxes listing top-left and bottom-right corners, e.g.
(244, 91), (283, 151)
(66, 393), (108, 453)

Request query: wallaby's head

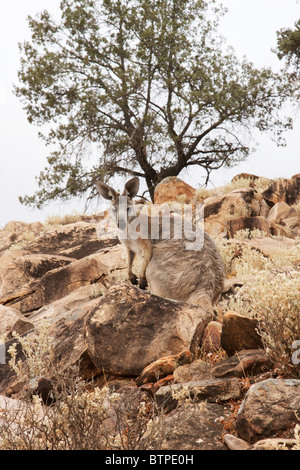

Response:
(96, 177), (140, 231)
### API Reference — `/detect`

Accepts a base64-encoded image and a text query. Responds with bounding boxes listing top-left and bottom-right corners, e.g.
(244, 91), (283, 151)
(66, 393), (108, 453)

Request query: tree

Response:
(276, 18), (300, 79)
(16, 0), (293, 206)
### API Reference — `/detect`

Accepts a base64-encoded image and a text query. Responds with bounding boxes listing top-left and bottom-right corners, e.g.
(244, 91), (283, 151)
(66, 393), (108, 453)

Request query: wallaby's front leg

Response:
(127, 249), (138, 285)
(139, 242), (152, 290)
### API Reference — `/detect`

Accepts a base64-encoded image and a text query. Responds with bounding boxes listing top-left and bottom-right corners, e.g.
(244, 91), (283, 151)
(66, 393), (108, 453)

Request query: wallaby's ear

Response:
(95, 180), (118, 201)
(123, 177), (139, 199)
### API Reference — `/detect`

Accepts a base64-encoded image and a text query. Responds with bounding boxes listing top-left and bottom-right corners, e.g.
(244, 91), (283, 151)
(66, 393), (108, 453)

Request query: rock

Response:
(223, 433), (249, 450)
(0, 245), (127, 314)
(160, 403), (228, 450)
(262, 174), (300, 206)
(155, 377), (241, 411)
(85, 284), (213, 377)
(231, 173), (260, 183)
(267, 202), (300, 238)
(29, 284), (107, 328)
(0, 305), (33, 342)
(212, 349), (273, 378)
(154, 177), (196, 204)
(201, 321), (222, 353)
(203, 192), (251, 220)
(236, 378), (300, 442)
(3, 221), (43, 234)
(48, 298), (101, 380)
(0, 252), (74, 306)
(258, 198), (271, 218)
(0, 231), (18, 255)
(244, 236), (299, 261)
(267, 201), (298, 223)
(221, 311), (263, 356)
(0, 298), (101, 394)
(173, 359), (213, 383)
(227, 216), (270, 238)
(249, 437), (298, 450)
(136, 351), (193, 386)
(26, 221), (117, 260)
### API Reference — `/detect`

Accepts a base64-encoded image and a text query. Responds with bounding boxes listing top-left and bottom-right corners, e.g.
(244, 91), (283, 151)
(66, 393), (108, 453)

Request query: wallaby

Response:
(96, 177), (225, 310)
(96, 177), (152, 289)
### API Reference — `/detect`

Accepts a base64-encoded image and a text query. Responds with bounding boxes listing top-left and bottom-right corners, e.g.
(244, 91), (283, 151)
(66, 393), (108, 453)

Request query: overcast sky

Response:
(0, 0), (299, 227)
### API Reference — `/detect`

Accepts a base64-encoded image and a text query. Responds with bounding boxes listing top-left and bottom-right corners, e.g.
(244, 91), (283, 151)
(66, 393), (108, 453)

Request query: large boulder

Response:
(154, 177), (196, 205)
(0, 252), (74, 306)
(203, 190), (254, 220)
(85, 284), (213, 376)
(236, 378), (300, 442)
(0, 245), (128, 314)
(202, 190), (255, 236)
(262, 174), (300, 206)
(267, 202), (300, 238)
(26, 221), (117, 259)
(160, 403), (227, 450)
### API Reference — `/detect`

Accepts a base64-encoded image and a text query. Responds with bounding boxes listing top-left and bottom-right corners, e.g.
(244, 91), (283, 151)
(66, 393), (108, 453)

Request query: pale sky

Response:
(0, 0), (299, 227)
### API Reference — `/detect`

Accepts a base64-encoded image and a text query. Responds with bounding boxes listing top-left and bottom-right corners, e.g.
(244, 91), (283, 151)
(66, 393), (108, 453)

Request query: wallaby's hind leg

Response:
(127, 249), (138, 285)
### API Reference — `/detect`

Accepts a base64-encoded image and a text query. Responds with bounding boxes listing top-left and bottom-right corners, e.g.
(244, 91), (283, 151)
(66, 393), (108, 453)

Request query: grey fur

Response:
(147, 233), (225, 309)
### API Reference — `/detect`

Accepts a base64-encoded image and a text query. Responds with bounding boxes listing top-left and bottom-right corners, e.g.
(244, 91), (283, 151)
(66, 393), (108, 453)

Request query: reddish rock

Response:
(201, 321), (222, 353)
(136, 351), (193, 386)
(221, 311), (263, 356)
(212, 349), (273, 378)
(154, 177), (196, 204)
(227, 216), (270, 238)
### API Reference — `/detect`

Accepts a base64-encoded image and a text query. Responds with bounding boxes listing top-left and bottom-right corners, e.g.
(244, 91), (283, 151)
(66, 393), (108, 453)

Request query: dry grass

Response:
(1, 322), (166, 450)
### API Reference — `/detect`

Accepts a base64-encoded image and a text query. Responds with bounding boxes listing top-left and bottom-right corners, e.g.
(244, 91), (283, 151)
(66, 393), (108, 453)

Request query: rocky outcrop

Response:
(0, 172), (299, 450)
(262, 174), (300, 206)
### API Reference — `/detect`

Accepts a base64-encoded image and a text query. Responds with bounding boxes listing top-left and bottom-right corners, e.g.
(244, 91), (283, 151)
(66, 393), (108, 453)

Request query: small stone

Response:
(201, 321), (222, 353)
(223, 434), (249, 450)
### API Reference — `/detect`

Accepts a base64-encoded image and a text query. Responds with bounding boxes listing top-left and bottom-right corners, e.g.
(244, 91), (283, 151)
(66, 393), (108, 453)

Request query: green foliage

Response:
(16, 0), (293, 207)
(276, 19), (300, 78)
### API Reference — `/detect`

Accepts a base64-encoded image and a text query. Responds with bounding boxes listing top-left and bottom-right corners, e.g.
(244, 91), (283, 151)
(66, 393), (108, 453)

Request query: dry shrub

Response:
(0, 323), (166, 450)
(215, 233), (300, 376)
